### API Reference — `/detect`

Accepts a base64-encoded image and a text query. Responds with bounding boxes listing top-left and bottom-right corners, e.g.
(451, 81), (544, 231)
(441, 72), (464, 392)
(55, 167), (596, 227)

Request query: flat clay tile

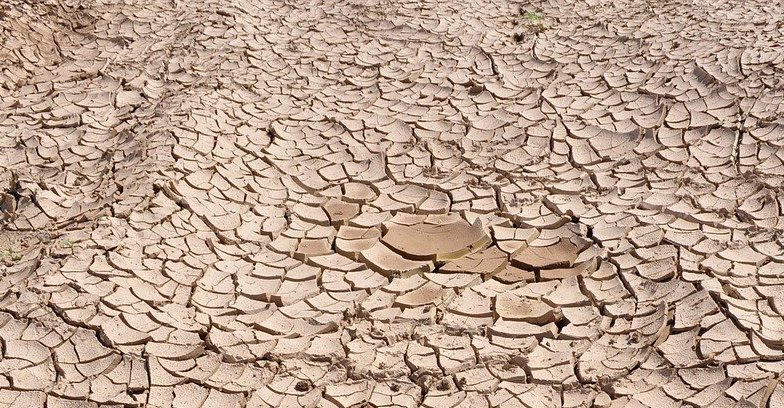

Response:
(381, 218), (490, 261)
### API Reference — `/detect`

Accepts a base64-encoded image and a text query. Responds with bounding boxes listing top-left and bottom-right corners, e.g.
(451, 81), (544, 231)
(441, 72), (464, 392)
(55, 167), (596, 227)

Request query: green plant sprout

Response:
(524, 11), (547, 33)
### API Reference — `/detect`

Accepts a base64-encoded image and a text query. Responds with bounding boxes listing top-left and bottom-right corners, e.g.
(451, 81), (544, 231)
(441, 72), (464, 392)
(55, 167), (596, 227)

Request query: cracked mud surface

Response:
(3, 0), (784, 406)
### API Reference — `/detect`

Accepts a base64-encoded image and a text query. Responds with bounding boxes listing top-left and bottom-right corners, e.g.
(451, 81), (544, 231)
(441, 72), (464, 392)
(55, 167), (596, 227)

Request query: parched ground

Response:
(3, 0), (784, 406)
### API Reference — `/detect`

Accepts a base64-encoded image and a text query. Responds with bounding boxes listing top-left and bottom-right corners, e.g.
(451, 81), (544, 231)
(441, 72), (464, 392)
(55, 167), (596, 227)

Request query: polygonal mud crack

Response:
(4, 0), (784, 406)
(381, 216), (490, 262)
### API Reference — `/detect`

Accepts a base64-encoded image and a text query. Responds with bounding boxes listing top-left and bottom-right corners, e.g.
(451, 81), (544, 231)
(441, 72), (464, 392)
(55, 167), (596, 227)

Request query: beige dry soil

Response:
(2, 0), (784, 406)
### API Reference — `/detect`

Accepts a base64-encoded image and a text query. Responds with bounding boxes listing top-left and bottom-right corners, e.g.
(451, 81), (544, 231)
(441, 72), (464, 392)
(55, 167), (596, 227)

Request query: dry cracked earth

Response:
(3, 0), (784, 406)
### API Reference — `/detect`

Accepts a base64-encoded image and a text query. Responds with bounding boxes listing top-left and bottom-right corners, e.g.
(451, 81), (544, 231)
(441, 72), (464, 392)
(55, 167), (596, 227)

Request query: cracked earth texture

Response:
(3, 0), (784, 406)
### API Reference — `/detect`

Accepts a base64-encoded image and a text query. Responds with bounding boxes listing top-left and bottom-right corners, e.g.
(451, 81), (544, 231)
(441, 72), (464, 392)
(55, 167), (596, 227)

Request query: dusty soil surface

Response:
(3, 0), (784, 406)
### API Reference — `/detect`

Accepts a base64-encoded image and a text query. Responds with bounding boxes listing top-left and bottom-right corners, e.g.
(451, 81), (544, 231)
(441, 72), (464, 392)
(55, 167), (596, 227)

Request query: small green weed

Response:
(2, 247), (21, 263)
(524, 11), (547, 33)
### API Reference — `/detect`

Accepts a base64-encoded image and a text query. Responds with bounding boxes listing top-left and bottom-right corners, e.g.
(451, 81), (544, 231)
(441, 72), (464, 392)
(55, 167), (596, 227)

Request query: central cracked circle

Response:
(342, 211), (606, 335)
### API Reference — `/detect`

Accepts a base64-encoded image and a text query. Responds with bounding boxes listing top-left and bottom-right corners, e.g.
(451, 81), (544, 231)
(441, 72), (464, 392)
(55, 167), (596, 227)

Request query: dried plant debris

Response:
(2, 0), (784, 406)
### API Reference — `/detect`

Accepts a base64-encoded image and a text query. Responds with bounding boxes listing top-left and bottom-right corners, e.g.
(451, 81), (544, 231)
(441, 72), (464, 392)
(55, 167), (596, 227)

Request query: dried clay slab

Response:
(381, 218), (491, 261)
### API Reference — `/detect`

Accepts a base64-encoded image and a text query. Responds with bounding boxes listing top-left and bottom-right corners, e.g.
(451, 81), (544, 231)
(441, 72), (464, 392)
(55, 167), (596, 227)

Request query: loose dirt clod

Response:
(295, 380), (311, 392)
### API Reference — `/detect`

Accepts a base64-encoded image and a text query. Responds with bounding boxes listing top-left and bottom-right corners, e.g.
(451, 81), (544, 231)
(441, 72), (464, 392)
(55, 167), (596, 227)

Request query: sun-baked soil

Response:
(3, 0), (784, 406)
